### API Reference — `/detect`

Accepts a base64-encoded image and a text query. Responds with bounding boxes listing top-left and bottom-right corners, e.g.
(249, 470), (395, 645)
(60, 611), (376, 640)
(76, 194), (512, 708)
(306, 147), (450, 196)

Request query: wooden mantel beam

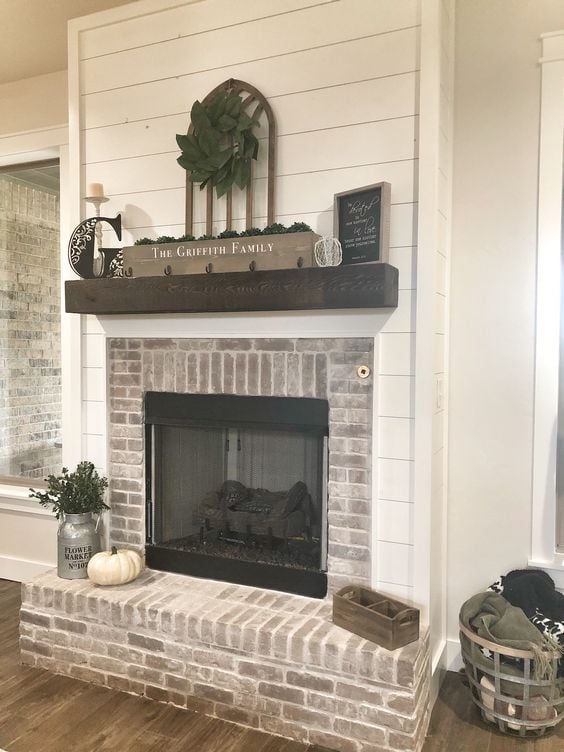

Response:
(65, 264), (398, 316)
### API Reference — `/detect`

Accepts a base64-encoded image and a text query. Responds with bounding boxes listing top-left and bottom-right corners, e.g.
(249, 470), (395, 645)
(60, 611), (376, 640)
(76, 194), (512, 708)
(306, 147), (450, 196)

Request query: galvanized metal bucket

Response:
(57, 512), (101, 579)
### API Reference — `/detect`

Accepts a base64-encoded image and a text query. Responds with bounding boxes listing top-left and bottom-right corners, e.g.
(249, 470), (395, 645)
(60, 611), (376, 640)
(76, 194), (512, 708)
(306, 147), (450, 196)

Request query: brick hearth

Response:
(21, 570), (430, 752)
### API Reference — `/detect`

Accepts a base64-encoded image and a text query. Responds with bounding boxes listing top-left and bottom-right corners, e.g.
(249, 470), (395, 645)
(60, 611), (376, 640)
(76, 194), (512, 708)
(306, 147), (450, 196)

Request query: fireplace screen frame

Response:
(144, 392), (329, 598)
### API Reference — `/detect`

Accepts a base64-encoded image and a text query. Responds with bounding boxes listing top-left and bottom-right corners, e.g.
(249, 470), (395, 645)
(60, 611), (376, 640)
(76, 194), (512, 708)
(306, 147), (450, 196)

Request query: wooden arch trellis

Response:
(184, 79), (276, 237)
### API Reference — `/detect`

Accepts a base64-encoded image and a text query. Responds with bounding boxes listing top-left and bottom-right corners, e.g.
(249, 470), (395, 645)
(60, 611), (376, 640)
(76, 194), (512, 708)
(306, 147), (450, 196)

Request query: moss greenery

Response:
(29, 461), (110, 519)
(134, 222), (313, 246)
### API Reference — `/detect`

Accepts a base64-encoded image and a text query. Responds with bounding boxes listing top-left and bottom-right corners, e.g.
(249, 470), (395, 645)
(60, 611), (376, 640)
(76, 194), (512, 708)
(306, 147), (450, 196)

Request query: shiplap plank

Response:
(82, 368), (106, 401)
(81, 30), (419, 130)
(379, 333), (416, 376)
(82, 333), (106, 368)
(90, 160), (415, 232)
(376, 499), (414, 544)
(80, 0), (330, 59)
(378, 417), (415, 461)
(378, 375), (415, 418)
(83, 315), (105, 335)
(80, 0), (419, 95)
(83, 433), (107, 471)
(381, 289), (416, 334)
(389, 246), (416, 290)
(376, 540), (413, 585)
(378, 459), (413, 503)
(88, 160), (416, 239)
(83, 400), (106, 436)
(84, 117), (417, 195)
(82, 73), (419, 165)
(375, 581), (414, 602)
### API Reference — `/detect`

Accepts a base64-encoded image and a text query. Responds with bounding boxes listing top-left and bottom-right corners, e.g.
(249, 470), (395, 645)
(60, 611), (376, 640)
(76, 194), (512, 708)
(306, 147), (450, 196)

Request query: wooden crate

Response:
(122, 231), (320, 277)
(333, 585), (419, 651)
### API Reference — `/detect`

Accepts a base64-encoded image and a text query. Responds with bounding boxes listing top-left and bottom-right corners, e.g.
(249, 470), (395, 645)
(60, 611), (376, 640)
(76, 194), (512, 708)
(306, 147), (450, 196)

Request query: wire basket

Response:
(459, 621), (564, 736)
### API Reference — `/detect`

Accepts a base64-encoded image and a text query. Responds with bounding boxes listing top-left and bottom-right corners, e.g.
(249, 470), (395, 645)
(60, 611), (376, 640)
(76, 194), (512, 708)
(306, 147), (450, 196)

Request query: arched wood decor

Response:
(184, 79), (276, 236)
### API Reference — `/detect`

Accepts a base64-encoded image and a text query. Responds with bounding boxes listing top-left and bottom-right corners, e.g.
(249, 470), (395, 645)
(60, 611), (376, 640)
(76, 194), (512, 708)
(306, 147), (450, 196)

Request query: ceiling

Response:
(1, 163), (60, 193)
(0, 0), (136, 85)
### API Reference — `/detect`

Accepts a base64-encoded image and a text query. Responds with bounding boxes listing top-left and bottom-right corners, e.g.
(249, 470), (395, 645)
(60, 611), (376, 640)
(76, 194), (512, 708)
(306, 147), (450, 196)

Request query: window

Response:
(531, 31), (564, 574)
(557, 179), (564, 552)
(0, 160), (62, 481)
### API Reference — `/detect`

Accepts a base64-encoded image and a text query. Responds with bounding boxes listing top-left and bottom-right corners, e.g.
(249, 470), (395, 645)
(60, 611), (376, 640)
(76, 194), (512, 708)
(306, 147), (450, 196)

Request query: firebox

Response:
(144, 392), (329, 597)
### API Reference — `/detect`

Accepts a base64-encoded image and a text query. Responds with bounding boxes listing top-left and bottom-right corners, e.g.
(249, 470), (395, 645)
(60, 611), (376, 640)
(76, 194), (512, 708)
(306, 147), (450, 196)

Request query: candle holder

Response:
(85, 194), (109, 277)
(85, 195), (109, 249)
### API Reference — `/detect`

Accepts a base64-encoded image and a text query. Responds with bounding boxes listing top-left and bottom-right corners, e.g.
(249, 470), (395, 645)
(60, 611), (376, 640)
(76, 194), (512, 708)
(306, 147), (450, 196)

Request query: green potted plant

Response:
(30, 462), (109, 580)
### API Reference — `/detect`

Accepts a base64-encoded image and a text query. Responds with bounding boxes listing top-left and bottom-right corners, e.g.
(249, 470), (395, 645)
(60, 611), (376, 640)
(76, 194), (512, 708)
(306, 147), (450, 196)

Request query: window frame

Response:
(0, 126), (79, 506)
(0, 157), (62, 485)
(530, 31), (564, 584)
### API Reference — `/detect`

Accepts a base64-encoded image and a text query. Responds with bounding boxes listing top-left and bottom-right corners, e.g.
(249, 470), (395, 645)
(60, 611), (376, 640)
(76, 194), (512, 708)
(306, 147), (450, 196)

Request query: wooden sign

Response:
(334, 182), (390, 265)
(122, 231), (319, 277)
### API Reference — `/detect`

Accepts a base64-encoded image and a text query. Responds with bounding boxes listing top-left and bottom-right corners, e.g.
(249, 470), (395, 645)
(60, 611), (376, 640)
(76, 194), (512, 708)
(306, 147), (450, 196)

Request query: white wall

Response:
(71, 0), (422, 603)
(414, 0), (453, 673)
(447, 0), (564, 658)
(0, 70), (67, 136)
(0, 72), (68, 581)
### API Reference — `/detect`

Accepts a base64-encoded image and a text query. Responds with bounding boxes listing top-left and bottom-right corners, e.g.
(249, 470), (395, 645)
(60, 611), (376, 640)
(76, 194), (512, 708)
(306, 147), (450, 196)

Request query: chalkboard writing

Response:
(334, 182), (390, 265)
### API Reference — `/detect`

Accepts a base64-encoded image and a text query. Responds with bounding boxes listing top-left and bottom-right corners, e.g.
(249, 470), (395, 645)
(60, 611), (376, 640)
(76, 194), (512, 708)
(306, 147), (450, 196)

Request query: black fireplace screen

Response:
(144, 392), (329, 597)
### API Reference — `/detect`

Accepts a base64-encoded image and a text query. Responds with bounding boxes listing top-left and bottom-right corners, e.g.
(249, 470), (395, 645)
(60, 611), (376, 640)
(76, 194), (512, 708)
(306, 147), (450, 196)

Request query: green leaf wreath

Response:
(176, 91), (260, 198)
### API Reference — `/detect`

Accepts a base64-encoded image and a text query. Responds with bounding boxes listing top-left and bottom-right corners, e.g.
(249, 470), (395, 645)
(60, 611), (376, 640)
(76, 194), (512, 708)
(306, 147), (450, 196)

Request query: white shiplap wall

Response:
(73, 0), (420, 599)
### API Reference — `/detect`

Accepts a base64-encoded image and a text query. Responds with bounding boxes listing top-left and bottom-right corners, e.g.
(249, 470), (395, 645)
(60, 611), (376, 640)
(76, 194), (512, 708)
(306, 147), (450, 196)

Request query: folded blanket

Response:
(490, 569), (564, 621)
(460, 591), (558, 680)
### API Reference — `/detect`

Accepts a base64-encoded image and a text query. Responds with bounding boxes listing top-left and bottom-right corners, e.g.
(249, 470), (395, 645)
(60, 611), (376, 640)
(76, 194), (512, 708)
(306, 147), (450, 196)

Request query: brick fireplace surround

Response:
(21, 337), (431, 752)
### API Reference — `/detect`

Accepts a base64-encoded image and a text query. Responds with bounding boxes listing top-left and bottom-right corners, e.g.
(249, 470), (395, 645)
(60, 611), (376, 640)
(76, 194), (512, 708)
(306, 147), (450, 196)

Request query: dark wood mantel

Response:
(65, 263), (398, 315)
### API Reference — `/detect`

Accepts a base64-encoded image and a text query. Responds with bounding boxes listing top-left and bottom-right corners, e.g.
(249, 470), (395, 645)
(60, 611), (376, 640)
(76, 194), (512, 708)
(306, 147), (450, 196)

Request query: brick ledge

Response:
(21, 569), (430, 752)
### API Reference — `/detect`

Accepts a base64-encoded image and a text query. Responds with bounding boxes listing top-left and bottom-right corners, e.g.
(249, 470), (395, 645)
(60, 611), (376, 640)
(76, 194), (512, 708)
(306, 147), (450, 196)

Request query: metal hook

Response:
(297, 256), (304, 268)
(249, 260), (257, 272)
(205, 263), (213, 274)
(164, 265), (172, 276)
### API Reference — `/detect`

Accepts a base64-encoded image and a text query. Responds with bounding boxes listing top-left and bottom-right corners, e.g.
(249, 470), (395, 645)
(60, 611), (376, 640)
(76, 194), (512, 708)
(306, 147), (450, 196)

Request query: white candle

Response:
(87, 182), (105, 198)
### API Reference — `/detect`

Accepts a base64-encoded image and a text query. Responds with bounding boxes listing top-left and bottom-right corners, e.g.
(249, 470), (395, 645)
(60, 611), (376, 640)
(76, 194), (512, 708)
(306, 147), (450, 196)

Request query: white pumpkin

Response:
(87, 546), (143, 586)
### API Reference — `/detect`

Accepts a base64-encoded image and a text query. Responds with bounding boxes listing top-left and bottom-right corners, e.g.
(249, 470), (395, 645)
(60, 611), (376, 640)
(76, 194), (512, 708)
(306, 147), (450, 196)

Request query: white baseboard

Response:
(0, 554), (53, 583)
(430, 638), (447, 706)
(445, 637), (463, 672)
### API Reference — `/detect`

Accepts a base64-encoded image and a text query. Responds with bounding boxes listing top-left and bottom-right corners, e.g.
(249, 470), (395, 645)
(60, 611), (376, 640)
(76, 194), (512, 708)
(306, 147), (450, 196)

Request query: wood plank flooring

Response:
(424, 670), (564, 752)
(2, 579), (564, 751)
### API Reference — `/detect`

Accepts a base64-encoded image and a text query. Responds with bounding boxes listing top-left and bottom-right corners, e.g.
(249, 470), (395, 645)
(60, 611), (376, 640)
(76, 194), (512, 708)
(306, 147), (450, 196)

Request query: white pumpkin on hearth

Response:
(87, 546), (143, 586)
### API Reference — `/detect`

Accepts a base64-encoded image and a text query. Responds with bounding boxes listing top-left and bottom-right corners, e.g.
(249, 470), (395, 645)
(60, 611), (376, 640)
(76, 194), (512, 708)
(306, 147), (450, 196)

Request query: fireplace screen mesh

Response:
(146, 393), (328, 578)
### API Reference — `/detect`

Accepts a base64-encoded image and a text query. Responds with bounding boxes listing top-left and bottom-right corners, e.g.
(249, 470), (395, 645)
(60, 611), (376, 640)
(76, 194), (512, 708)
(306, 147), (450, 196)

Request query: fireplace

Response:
(106, 337), (374, 596)
(22, 336), (432, 752)
(144, 391), (329, 597)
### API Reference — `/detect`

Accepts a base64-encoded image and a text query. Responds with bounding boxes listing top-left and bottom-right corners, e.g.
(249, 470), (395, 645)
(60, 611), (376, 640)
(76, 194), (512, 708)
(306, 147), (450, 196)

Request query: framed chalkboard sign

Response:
(334, 182), (391, 265)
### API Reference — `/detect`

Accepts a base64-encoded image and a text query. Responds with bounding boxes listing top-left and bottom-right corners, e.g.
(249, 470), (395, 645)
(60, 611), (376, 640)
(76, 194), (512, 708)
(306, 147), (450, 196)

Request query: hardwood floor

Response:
(423, 671), (564, 752)
(2, 578), (564, 751)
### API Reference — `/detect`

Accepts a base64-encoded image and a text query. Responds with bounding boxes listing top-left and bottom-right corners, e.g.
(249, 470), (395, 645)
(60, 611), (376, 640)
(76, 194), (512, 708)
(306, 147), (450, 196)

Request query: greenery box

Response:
(122, 231), (320, 277)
